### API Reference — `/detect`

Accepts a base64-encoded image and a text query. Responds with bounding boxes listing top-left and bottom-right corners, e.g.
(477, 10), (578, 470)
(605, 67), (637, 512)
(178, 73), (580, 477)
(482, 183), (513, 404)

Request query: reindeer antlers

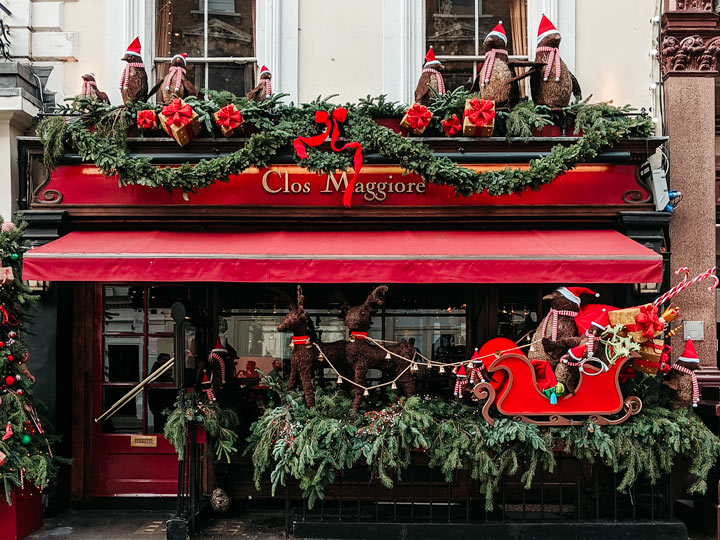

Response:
(297, 285), (305, 310)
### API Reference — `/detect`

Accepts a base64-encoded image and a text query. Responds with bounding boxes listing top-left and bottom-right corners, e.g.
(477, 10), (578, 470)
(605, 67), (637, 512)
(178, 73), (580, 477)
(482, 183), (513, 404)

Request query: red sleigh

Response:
(472, 338), (642, 426)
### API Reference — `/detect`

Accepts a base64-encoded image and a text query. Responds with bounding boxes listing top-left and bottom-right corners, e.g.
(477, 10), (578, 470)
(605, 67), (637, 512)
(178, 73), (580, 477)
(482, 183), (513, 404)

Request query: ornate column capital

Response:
(662, 10), (720, 77)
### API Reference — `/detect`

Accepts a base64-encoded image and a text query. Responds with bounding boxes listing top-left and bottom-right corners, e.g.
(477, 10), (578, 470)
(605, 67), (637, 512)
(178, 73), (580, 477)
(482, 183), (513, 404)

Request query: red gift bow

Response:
(405, 103), (431, 130)
(441, 114), (462, 136)
(292, 107), (363, 208)
(217, 104), (243, 130)
(619, 364), (637, 383)
(136, 109), (157, 129)
(625, 304), (665, 339)
(161, 98), (194, 128)
(464, 98), (495, 126)
(0, 304), (17, 326)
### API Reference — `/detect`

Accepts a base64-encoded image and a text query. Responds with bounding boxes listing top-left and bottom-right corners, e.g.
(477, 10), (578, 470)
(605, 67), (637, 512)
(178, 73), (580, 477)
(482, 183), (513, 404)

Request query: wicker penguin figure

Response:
(530, 15), (581, 108)
(247, 65), (273, 102)
(119, 37), (148, 104)
(663, 339), (701, 410)
(80, 73), (110, 103)
(149, 53), (198, 104)
(472, 22), (517, 108)
(414, 47), (445, 106)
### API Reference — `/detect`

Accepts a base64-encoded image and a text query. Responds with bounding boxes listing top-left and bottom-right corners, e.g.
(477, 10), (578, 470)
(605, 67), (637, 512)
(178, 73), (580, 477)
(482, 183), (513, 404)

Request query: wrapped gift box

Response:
(136, 109), (159, 131)
(2, 267), (14, 284)
(213, 104), (244, 137)
(158, 98), (202, 147)
(400, 103), (432, 135)
(633, 339), (665, 375)
(462, 98), (495, 136)
(607, 303), (663, 344)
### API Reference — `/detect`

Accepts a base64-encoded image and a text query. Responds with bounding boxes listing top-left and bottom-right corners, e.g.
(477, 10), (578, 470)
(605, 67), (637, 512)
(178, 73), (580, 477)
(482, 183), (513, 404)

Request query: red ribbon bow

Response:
(136, 109), (157, 129)
(405, 103), (432, 130)
(441, 114), (462, 136)
(292, 107), (363, 208)
(216, 104), (243, 129)
(0, 304), (17, 326)
(627, 304), (665, 339)
(161, 98), (194, 128)
(619, 364), (637, 383)
(464, 98), (495, 126)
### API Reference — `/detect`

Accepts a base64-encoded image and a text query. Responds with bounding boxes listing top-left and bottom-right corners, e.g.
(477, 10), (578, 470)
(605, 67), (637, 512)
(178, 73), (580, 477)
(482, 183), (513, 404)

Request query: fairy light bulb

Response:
(363, 389), (369, 397)
(336, 375), (342, 384)
(385, 352), (391, 360)
(410, 363), (419, 372)
(391, 381), (397, 390)
(439, 366), (446, 374)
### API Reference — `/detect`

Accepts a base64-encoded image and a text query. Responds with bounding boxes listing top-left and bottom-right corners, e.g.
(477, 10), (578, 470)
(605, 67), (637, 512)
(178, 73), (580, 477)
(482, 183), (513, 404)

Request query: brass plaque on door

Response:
(130, 435), (157, 448)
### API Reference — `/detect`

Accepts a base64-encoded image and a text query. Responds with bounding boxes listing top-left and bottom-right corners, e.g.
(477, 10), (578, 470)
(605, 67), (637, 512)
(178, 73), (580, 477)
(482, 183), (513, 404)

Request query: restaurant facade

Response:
(3, 1), (720, 539)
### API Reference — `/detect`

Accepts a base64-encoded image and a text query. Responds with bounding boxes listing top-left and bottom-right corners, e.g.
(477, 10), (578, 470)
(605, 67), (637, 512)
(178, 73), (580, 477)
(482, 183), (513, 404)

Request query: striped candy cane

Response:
(652, 267), (719, 307)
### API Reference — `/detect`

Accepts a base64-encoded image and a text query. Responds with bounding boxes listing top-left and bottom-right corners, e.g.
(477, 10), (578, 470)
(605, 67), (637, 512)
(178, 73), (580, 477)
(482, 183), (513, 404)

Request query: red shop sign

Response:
(35, 164), (643, 208)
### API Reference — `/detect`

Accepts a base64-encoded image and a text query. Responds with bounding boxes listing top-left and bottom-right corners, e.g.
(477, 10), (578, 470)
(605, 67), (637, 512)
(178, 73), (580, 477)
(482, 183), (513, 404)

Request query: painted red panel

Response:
(24, 230), (663, 284)
(0, 486), (43, 540)
(37, 164), (642, 207)
(91, 434), (178, 497)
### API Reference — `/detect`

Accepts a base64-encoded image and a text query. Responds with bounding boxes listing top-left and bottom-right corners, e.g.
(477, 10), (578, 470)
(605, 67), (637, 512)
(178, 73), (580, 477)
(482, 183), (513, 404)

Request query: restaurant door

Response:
(92, 285), (186, 497)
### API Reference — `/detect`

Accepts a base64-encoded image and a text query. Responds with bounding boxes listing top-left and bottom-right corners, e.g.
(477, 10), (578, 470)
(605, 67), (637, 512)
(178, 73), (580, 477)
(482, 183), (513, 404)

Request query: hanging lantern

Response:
(391, 381), (398, 390)
(439, 366), (446, 374)
(385, 351), (392, 360)
(410, 363), (419, 372)
(336, 375), (343, 384)
(363, 389), (369, 397)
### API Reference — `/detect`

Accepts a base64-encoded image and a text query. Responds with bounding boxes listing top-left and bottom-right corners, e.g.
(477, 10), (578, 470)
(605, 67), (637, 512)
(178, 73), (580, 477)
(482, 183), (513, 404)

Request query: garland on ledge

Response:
(36, 92), (654, 200)
(0, 221), (70, 503)
(164, 391), (239, 463)
(247, 382), (720, 511)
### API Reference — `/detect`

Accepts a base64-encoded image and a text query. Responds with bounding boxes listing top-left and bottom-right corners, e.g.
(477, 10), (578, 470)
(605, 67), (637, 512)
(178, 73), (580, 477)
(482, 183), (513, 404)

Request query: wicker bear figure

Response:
(247, 65), (273, 102)
(277, 285), (351, 408)
(414, 47), (445, 106)
(470, 22), (517, 108)
(530, 15), (581, 108)
(663, 339), (701, 410)
(346, 286), (415, 411)
(80, 73), (110, 103)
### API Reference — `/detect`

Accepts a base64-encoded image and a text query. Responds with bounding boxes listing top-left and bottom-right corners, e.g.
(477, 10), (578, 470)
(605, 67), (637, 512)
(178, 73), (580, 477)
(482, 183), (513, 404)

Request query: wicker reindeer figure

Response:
(277, 285), (349, 408)
(345, 285), (416, 411)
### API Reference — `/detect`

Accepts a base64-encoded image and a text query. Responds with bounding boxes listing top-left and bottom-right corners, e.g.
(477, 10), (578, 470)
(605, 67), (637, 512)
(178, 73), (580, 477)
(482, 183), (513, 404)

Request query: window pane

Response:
(147, 388), (177, 434)
(208, 63), (253, 96)
(101, 389), (142, 433)
(385, 311), (466, 365)
(148, 285), (185, 334)
(223, 314), (285, 378)
(104, 337), (143, 383)
(148, 337), (175, 382)
(207, 1), (255, 58)
(104, 285), (144, 333)
(426, 0), (477, 57)
(497, 287), (540, 342)
(155, 0), (255, 59)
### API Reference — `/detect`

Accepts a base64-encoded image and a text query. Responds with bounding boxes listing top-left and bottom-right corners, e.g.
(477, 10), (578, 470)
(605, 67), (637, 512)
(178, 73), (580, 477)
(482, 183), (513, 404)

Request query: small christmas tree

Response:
(0, 220), (67, 503)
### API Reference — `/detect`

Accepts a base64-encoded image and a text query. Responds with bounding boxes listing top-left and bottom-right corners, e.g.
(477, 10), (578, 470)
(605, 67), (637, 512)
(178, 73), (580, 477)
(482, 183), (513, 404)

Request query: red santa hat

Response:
(485, 21), (507, 45)
(456, 364), (467, 377)
(574, 304), (616, 334)
(126, 37), (142, 58)
(568, 344), (587, 361)
(171, 53), (187, 65)
(211, 337), (227, 353)
(678, 339), (700, 364)
(537, 14), (560, 45)
(556, 287), (599, 306)
(470, 348), (483, 364)
(424, 46), (441, 67)
(259, 65), (271, 77)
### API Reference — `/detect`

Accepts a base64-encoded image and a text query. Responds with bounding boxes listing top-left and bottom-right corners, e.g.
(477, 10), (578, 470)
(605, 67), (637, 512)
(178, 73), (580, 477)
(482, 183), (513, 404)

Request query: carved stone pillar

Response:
(661, 9), (720, 369)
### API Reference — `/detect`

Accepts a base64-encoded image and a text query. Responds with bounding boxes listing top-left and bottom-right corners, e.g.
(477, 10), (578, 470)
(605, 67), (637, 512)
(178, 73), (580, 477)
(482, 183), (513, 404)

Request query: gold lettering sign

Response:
(130, 435), (158, 448)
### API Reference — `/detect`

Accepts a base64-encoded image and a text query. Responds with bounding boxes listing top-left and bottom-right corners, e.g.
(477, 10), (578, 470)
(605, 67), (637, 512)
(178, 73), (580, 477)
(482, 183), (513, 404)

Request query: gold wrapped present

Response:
(462, 98), (495, 136)
(607, 303), (664, 344)
(158, 98), (202, 147)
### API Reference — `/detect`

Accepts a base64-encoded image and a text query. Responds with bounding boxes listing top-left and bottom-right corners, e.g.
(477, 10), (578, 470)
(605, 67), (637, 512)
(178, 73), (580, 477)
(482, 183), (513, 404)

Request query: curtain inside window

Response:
(510, 0), (527, 97)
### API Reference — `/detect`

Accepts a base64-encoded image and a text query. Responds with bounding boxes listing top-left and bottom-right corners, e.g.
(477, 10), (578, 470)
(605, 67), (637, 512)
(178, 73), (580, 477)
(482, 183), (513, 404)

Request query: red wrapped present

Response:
(441, 114), (462, 137)
(400, 103), (432, 135)
(213, 103), (244, 137)
(158, 98), (202, 147)
(136, 109), (159, 130)
(462, 98), (495, 136)
(632, 339), (667, 375)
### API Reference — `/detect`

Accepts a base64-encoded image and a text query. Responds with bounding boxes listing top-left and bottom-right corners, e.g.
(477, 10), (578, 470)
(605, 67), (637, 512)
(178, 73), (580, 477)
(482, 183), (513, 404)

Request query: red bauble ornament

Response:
(5, 375), (15, 386)
(0, 341), (4, 347)
(7, 355), (13, 362)
(17, 389), (23, 396)
(7, 331), (16, 339)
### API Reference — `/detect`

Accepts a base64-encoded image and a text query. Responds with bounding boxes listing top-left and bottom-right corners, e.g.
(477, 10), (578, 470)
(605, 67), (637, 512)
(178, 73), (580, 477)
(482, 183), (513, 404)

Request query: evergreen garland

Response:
(36, 94), (653, 199)
(247, 386), (720, 511)
(0, 221), (69, 503)
(164, 391), (240, 463)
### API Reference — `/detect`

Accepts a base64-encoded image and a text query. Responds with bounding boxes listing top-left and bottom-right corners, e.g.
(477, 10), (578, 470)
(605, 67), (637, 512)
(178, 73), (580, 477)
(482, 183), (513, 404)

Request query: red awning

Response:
(23, 230), (662, 284)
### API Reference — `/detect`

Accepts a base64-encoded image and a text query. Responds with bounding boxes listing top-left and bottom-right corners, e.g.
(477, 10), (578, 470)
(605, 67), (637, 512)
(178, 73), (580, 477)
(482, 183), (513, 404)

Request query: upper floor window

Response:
(426, 0), (528, 90)
(154, 0), (256, 97)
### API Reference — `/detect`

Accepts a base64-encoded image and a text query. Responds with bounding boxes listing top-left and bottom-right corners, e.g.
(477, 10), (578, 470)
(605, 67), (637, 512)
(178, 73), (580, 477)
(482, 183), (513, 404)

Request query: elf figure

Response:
(119, 37), (148, 104)
(415, 47), (445, 106)
(149, 53), (198, 104)
(200, 370), (216, 402)
(663, 339), (701, 409)
(247, 65), (273, 102)
(453, 364), (468, 398)
(80, 73), (110, 103)
(530, 14), (581, 108)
